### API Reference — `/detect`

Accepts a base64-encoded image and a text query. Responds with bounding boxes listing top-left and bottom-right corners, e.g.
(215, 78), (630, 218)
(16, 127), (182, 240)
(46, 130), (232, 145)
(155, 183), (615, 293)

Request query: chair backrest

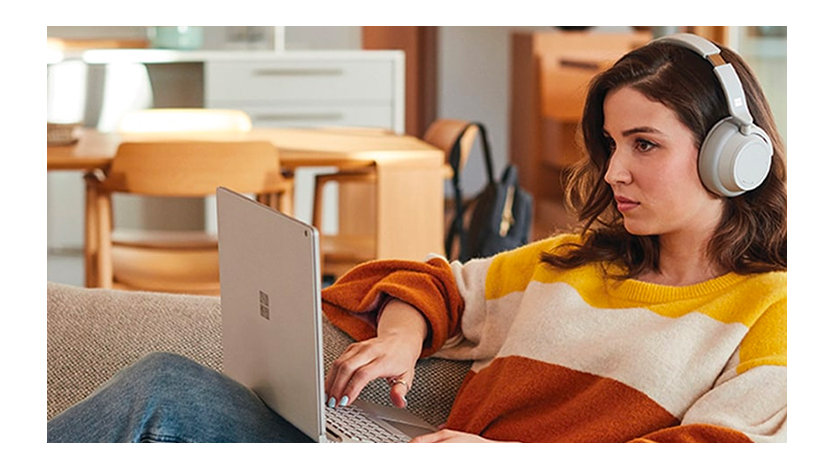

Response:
(103, 141), (285, 197)
(422, 119), (480, 170)
(118, 108), (253, 134)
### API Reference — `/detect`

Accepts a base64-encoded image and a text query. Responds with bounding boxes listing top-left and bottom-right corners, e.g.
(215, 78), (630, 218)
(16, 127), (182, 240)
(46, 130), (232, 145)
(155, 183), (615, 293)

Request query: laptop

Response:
(217, 187), (436, 443)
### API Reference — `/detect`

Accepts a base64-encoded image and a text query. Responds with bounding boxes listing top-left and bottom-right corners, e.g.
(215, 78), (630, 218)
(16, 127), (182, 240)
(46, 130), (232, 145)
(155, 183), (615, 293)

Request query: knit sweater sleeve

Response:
(632, 297), (787, 443)
(320, 257), (464, 357)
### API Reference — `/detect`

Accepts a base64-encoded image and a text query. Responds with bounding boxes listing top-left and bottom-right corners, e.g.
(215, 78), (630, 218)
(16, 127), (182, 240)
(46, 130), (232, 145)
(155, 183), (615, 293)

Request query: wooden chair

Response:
(311, 119), (480, 277)
(118, 108), (289, 210)
(84, 141), (292, 295)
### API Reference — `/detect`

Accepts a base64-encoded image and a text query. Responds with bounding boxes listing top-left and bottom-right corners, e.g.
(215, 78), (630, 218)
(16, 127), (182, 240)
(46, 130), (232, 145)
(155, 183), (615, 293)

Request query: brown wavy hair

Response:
(541, 39), (787, 277)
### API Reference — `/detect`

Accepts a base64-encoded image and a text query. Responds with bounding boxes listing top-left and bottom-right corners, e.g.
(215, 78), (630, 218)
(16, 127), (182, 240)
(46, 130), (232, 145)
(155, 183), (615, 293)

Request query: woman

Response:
(47, 34), (787, 443)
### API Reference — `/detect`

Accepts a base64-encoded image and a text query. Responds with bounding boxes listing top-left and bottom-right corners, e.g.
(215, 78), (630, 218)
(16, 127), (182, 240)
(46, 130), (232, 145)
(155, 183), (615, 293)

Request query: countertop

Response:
(52, 48), (403, 65)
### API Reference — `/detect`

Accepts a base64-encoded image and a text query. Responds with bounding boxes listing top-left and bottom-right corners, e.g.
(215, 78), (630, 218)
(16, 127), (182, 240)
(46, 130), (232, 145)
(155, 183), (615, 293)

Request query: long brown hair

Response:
(541, 39), (787, 277)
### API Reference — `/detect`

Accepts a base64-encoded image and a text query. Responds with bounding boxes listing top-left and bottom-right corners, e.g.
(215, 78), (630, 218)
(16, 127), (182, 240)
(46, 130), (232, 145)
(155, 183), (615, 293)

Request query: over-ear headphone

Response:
(653, 33), (773, 197)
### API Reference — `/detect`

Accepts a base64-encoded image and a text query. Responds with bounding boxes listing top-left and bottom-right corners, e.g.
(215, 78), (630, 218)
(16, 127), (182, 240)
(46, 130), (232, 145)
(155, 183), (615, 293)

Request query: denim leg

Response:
(47, 352), (312, 443)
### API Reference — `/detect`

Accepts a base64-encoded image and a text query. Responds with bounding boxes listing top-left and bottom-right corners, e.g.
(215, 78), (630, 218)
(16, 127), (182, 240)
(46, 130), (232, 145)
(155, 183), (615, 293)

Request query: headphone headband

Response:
(650, 33), (773, 197)
(653, 33), (754, 129)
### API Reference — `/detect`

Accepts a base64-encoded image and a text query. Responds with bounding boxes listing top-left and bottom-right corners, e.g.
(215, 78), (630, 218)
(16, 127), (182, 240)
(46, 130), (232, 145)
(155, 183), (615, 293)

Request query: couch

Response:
(46, 282), (471, 428)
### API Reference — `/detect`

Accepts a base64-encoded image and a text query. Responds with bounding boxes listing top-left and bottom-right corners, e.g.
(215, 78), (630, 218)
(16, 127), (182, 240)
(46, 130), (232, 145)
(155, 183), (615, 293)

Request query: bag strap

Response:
(448, 122), (494, 185)
(445, 122), (495, 259)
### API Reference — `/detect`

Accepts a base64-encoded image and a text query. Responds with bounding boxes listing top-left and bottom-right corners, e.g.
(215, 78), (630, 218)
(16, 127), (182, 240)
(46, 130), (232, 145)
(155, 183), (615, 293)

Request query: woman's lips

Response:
(615, 196), (639, 212)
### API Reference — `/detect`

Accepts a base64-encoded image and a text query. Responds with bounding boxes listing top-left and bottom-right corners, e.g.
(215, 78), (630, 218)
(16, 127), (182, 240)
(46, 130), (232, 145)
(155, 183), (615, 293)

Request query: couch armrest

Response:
(48, 282), (469, 426)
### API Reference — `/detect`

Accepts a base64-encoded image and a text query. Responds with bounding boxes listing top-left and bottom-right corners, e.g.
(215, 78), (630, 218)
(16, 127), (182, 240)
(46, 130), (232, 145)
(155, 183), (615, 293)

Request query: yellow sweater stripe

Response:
(483, 238), (546, 300)
(737, 298), (787, 374)
(485, 234), (786, 330)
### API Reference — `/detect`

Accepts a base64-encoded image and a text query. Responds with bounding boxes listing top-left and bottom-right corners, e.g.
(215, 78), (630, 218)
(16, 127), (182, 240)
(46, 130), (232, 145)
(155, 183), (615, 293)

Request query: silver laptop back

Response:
(217, 187), (326, 442)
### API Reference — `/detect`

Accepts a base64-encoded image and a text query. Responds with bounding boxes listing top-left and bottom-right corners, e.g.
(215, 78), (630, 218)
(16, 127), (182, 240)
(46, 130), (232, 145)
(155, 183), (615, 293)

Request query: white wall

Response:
(438, 26), (549, 196)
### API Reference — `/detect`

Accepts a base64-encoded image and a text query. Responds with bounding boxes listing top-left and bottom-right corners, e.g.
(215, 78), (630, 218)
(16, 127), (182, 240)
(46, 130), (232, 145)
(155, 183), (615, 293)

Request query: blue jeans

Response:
(47, 352), (313, 442)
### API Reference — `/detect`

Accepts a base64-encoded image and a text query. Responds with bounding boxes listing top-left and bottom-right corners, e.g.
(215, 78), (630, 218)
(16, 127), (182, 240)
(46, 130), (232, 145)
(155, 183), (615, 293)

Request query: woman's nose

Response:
(604, 149), (631, 186)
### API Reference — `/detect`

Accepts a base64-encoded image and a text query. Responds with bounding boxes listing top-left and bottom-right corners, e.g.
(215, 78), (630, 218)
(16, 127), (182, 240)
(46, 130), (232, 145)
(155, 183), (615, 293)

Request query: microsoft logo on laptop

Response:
(259, 290), (270, 320)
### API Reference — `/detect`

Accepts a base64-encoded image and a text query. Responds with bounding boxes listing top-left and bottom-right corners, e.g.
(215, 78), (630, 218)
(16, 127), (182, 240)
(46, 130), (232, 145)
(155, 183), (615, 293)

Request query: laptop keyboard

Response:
(325, 405), (411, 443)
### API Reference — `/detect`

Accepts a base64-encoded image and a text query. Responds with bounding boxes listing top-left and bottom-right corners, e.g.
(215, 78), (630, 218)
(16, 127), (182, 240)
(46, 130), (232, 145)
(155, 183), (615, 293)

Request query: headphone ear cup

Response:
(699, 118), (773, 197)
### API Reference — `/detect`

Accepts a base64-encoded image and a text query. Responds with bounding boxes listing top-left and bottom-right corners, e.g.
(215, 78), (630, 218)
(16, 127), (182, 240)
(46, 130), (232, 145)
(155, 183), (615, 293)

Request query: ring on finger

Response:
(387, 378), (411, 392)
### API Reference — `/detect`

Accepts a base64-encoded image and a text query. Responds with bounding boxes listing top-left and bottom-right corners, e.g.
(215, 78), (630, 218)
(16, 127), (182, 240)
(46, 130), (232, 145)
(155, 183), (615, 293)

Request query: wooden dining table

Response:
(47, 127), (445, 263)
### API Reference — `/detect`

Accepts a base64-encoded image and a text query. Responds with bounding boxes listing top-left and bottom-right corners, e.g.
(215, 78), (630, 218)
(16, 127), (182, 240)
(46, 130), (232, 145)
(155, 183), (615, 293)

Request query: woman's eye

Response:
(635, 139), (657, 152)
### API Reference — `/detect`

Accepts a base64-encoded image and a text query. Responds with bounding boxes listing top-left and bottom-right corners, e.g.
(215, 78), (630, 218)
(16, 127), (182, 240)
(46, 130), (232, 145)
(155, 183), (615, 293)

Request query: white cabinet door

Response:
(206, 59), (395, 103)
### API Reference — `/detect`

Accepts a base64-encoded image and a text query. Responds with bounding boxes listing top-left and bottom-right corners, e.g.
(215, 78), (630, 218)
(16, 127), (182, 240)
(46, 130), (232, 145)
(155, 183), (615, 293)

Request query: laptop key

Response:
(325, 405), (410, 443)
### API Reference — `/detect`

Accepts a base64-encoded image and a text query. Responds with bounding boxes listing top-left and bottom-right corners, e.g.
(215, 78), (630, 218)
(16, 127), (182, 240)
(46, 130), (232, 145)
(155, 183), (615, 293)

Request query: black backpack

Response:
(444, 122), (533, 262)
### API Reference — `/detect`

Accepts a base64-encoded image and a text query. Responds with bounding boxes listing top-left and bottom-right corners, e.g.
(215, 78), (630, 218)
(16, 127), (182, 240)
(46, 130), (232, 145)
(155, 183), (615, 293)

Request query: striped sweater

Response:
(322, 234), (787, 443)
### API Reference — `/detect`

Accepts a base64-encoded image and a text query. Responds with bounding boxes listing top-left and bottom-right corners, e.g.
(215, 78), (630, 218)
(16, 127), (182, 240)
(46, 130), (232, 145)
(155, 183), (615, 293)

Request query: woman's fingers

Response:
(325, 323), (424, 409)
(325, 340), (410, 407)
(339, 358), (386, 405)
(323, 342), (363, 397)
(324, 343), (379, 406)
(411, 430), (454, 443)
(410, 429), (496, 443)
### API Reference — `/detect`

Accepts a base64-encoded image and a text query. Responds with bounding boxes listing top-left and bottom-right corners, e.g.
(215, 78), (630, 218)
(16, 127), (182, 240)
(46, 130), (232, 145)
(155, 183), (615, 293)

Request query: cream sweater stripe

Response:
(681, 365), (787, 443)
(492, 281), (751, 417)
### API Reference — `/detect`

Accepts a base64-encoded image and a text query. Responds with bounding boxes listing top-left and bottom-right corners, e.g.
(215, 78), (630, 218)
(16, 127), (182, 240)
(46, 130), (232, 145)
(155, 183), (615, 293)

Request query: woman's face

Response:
(602, 86), (723, 240)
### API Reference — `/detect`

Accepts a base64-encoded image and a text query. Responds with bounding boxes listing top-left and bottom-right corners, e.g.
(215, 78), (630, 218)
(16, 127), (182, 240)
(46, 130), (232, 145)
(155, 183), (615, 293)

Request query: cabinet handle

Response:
(557, 58), (601, 71)
(252, 68), (344, 77)
(253, 112), (345, 122)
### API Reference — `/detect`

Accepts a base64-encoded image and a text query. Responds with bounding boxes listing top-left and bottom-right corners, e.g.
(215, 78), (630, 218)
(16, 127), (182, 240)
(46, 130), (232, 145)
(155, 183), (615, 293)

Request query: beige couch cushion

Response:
(47, 282), (222, 420)
(47, 282), (469, 427)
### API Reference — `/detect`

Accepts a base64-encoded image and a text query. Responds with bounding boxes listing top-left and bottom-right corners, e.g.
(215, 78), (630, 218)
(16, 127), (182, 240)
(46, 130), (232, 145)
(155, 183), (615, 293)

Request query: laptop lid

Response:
(217, 187), (326, 442)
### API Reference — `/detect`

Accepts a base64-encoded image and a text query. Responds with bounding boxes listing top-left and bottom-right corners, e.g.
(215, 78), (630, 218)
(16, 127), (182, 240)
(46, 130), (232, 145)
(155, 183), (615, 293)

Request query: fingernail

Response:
(339, 396), (349, 407)
(327, 397), (336, 408)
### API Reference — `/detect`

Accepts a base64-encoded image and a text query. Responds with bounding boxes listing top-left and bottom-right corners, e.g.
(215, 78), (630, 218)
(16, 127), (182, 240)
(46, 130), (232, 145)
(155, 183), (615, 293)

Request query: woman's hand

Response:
(410, 429), (498, 443)
(324, 299), (427, 408)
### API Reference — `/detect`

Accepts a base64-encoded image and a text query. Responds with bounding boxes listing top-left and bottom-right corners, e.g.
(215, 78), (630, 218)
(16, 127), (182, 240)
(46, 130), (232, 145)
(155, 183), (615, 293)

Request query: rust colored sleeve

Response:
(321, 257), (463, 357)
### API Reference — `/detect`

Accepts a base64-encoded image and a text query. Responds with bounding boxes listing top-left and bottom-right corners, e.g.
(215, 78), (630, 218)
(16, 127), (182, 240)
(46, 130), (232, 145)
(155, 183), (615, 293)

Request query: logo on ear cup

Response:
(699, 118), (773, 197)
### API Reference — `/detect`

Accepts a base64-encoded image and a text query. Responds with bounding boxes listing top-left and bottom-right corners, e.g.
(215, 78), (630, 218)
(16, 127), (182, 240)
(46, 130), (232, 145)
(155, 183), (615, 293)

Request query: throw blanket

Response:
(321, 234), (787, 443)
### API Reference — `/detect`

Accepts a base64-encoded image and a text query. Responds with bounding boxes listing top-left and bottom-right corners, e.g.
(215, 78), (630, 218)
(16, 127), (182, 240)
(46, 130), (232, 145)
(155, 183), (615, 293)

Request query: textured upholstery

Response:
(46, 282), (470, 426)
